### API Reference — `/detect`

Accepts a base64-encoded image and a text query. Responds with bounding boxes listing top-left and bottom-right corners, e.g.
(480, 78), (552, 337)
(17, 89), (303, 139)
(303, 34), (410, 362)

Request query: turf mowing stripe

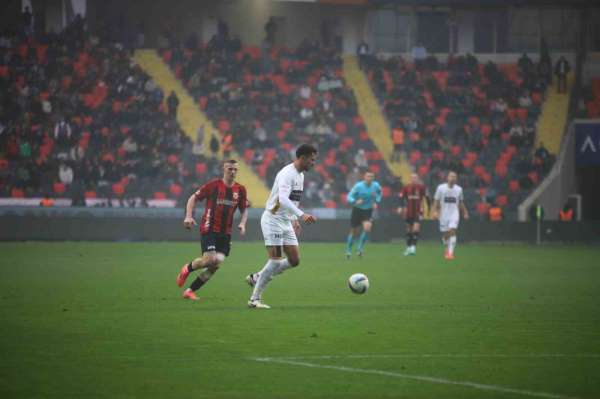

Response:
(251, 357), (580, 399)
(270, 354), (600, 360)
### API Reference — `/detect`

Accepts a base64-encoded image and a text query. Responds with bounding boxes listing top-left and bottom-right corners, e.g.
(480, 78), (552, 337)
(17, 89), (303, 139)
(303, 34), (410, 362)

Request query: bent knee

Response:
(206, 253), (224, 268)
(288, 258), (300, 267)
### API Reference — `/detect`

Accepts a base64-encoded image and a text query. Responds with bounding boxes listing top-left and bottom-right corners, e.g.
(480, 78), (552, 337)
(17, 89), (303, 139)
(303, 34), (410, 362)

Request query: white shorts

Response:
(261, 211), (298, 247)
(439, 218), (459, 232)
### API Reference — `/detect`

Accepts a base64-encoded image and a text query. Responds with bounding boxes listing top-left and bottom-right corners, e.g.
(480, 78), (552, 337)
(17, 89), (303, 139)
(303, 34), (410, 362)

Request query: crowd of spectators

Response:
(163, 25), (400, 209)
(1, 17), (561, 215)
(363, 51), (555, 218)
(0, 21), (220, 206)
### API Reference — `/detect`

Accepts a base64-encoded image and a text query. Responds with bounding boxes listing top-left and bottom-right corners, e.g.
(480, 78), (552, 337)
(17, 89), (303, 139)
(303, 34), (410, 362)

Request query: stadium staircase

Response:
(343, 55), (412, 184)
(133, 50), (269, 205)
(535, 73), (573, 155)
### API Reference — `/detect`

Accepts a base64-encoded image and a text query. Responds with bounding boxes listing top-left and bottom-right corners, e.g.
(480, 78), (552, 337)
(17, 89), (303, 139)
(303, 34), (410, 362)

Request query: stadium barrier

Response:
(1, 207), (598, 243)
(519, 120), (598, 221)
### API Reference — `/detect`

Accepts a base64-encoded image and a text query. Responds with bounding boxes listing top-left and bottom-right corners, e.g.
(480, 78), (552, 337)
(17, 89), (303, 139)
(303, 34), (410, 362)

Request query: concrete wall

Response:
(0, 0), (21, 33)
(2, 211), (599, 243)
(87, 0), (366, 51)
(519, 121), (582, 222)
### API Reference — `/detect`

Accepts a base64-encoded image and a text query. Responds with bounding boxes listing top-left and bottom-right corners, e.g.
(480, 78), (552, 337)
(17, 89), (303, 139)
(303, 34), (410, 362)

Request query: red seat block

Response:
(528, 171), (539, 184)
(53, 182), (66, 194)
(169, 184), (183, 198)
(11, 188), (25, 198)
(476, 202), (491, 216)
(432, 151), (444, 161)
(153, 191), (167, 200)
(84, 191), (97, 199)
(495, 163), (508, 178)
(324, 200), (337, 209)
(417, 164), (430, 177)
(409, 150), (422, 165)
(335, 121), (347, 134)
(218, 120), (230, 133)
(195, 163), (207, 175)
(167, 155), (178, 165)
(509, 180), (520, 192)
(243, 149), (254, 163)
(112, 183), (125, 197)
(368, 163), (381, 174)
(474, 165), (486, 177)
(381, 186), (392, 198)
(496, 195), (508, 207)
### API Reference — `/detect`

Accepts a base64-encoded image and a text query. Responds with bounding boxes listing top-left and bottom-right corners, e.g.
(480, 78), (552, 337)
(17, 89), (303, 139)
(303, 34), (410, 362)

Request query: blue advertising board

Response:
(575, 123), (600, 166)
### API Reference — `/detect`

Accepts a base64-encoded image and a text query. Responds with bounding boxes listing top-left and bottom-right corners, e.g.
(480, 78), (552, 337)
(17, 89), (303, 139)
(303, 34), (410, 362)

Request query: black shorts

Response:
(405, 215), (422, 226)
(351, 207), (373, 228)
(201, 232), (231, 257)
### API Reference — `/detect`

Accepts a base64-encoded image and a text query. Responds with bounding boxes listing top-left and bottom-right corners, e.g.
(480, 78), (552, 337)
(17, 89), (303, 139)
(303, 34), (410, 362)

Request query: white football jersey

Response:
(434, 183), (463, 221)
(266, 163), (304, 221)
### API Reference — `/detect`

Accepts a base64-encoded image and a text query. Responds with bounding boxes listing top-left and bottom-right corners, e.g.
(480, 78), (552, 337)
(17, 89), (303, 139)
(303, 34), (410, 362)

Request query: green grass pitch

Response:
(1, 241), (599, 399)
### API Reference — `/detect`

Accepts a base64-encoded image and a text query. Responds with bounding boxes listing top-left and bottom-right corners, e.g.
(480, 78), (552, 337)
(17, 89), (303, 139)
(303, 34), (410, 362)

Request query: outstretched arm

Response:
(432, 199), (440, 220)
(238, 208), (248, 235)
(460, 200), (469, 220)
(184, 194), (197, 229)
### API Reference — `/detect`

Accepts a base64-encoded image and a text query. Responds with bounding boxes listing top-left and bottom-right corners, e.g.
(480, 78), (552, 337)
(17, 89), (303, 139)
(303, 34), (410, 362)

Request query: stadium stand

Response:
(363, 53), (556, 218)
(579, 77), (600, 118)
(0, 26), (221, 206)
(161, 28), (401, 210)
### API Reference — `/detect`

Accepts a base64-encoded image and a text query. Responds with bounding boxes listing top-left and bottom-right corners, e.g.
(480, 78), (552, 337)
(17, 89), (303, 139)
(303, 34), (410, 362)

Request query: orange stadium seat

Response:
(153, 192), (167, 200)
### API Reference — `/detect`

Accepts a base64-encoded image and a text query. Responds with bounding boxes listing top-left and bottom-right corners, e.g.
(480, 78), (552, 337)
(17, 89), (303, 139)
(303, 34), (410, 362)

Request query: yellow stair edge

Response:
(343, 55), (412, 185)
(133, 49), (269, 206)
(535, 72), (573, 155)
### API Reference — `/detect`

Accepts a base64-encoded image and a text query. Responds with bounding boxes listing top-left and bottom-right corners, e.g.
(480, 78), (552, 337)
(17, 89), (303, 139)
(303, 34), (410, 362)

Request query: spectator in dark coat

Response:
(554, 56), (570, 94)
(167, 91), (179, 119)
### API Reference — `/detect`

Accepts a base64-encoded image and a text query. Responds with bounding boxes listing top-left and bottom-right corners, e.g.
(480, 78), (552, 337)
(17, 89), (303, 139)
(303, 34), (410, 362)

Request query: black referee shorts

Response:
(350, 207), (373, 228)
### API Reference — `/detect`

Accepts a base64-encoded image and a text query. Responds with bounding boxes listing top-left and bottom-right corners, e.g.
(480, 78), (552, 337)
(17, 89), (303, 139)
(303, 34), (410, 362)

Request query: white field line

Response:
(250, 357), (583, 399)
(263, 353), (600, 360)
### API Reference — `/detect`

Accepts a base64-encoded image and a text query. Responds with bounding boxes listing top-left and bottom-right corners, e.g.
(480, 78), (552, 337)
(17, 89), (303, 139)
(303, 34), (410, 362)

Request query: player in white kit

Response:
(432, 171), (469, 260)
(246, 144), (318, 309)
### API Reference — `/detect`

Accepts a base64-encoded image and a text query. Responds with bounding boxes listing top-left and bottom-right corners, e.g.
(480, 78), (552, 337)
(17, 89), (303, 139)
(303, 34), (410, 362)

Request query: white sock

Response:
(250, 259), (281, 301)
(272, 258), (292, 276)
(448, 236), (457, 255)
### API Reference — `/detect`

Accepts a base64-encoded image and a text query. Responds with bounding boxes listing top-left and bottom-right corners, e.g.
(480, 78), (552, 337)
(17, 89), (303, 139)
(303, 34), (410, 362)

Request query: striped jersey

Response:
(400, 183), (428, 219)
(194, 179), (248, 235)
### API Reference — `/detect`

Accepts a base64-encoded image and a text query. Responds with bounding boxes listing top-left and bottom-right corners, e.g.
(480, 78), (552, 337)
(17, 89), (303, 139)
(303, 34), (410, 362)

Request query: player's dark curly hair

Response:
(296, 144), (318, 159)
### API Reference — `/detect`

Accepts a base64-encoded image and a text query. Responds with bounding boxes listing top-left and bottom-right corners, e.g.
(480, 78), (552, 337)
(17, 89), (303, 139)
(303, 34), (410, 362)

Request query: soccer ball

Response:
(348, 273), (369, 294)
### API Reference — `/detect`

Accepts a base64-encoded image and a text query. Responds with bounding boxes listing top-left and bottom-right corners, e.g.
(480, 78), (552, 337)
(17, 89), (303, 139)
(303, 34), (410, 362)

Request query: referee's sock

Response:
(346, 234), (354, 254)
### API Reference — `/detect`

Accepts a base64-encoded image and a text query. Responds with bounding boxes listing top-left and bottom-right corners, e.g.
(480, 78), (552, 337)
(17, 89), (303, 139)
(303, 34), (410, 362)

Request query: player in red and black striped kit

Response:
(176, 160), (249, 301)
(397, 173), (430, 256)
